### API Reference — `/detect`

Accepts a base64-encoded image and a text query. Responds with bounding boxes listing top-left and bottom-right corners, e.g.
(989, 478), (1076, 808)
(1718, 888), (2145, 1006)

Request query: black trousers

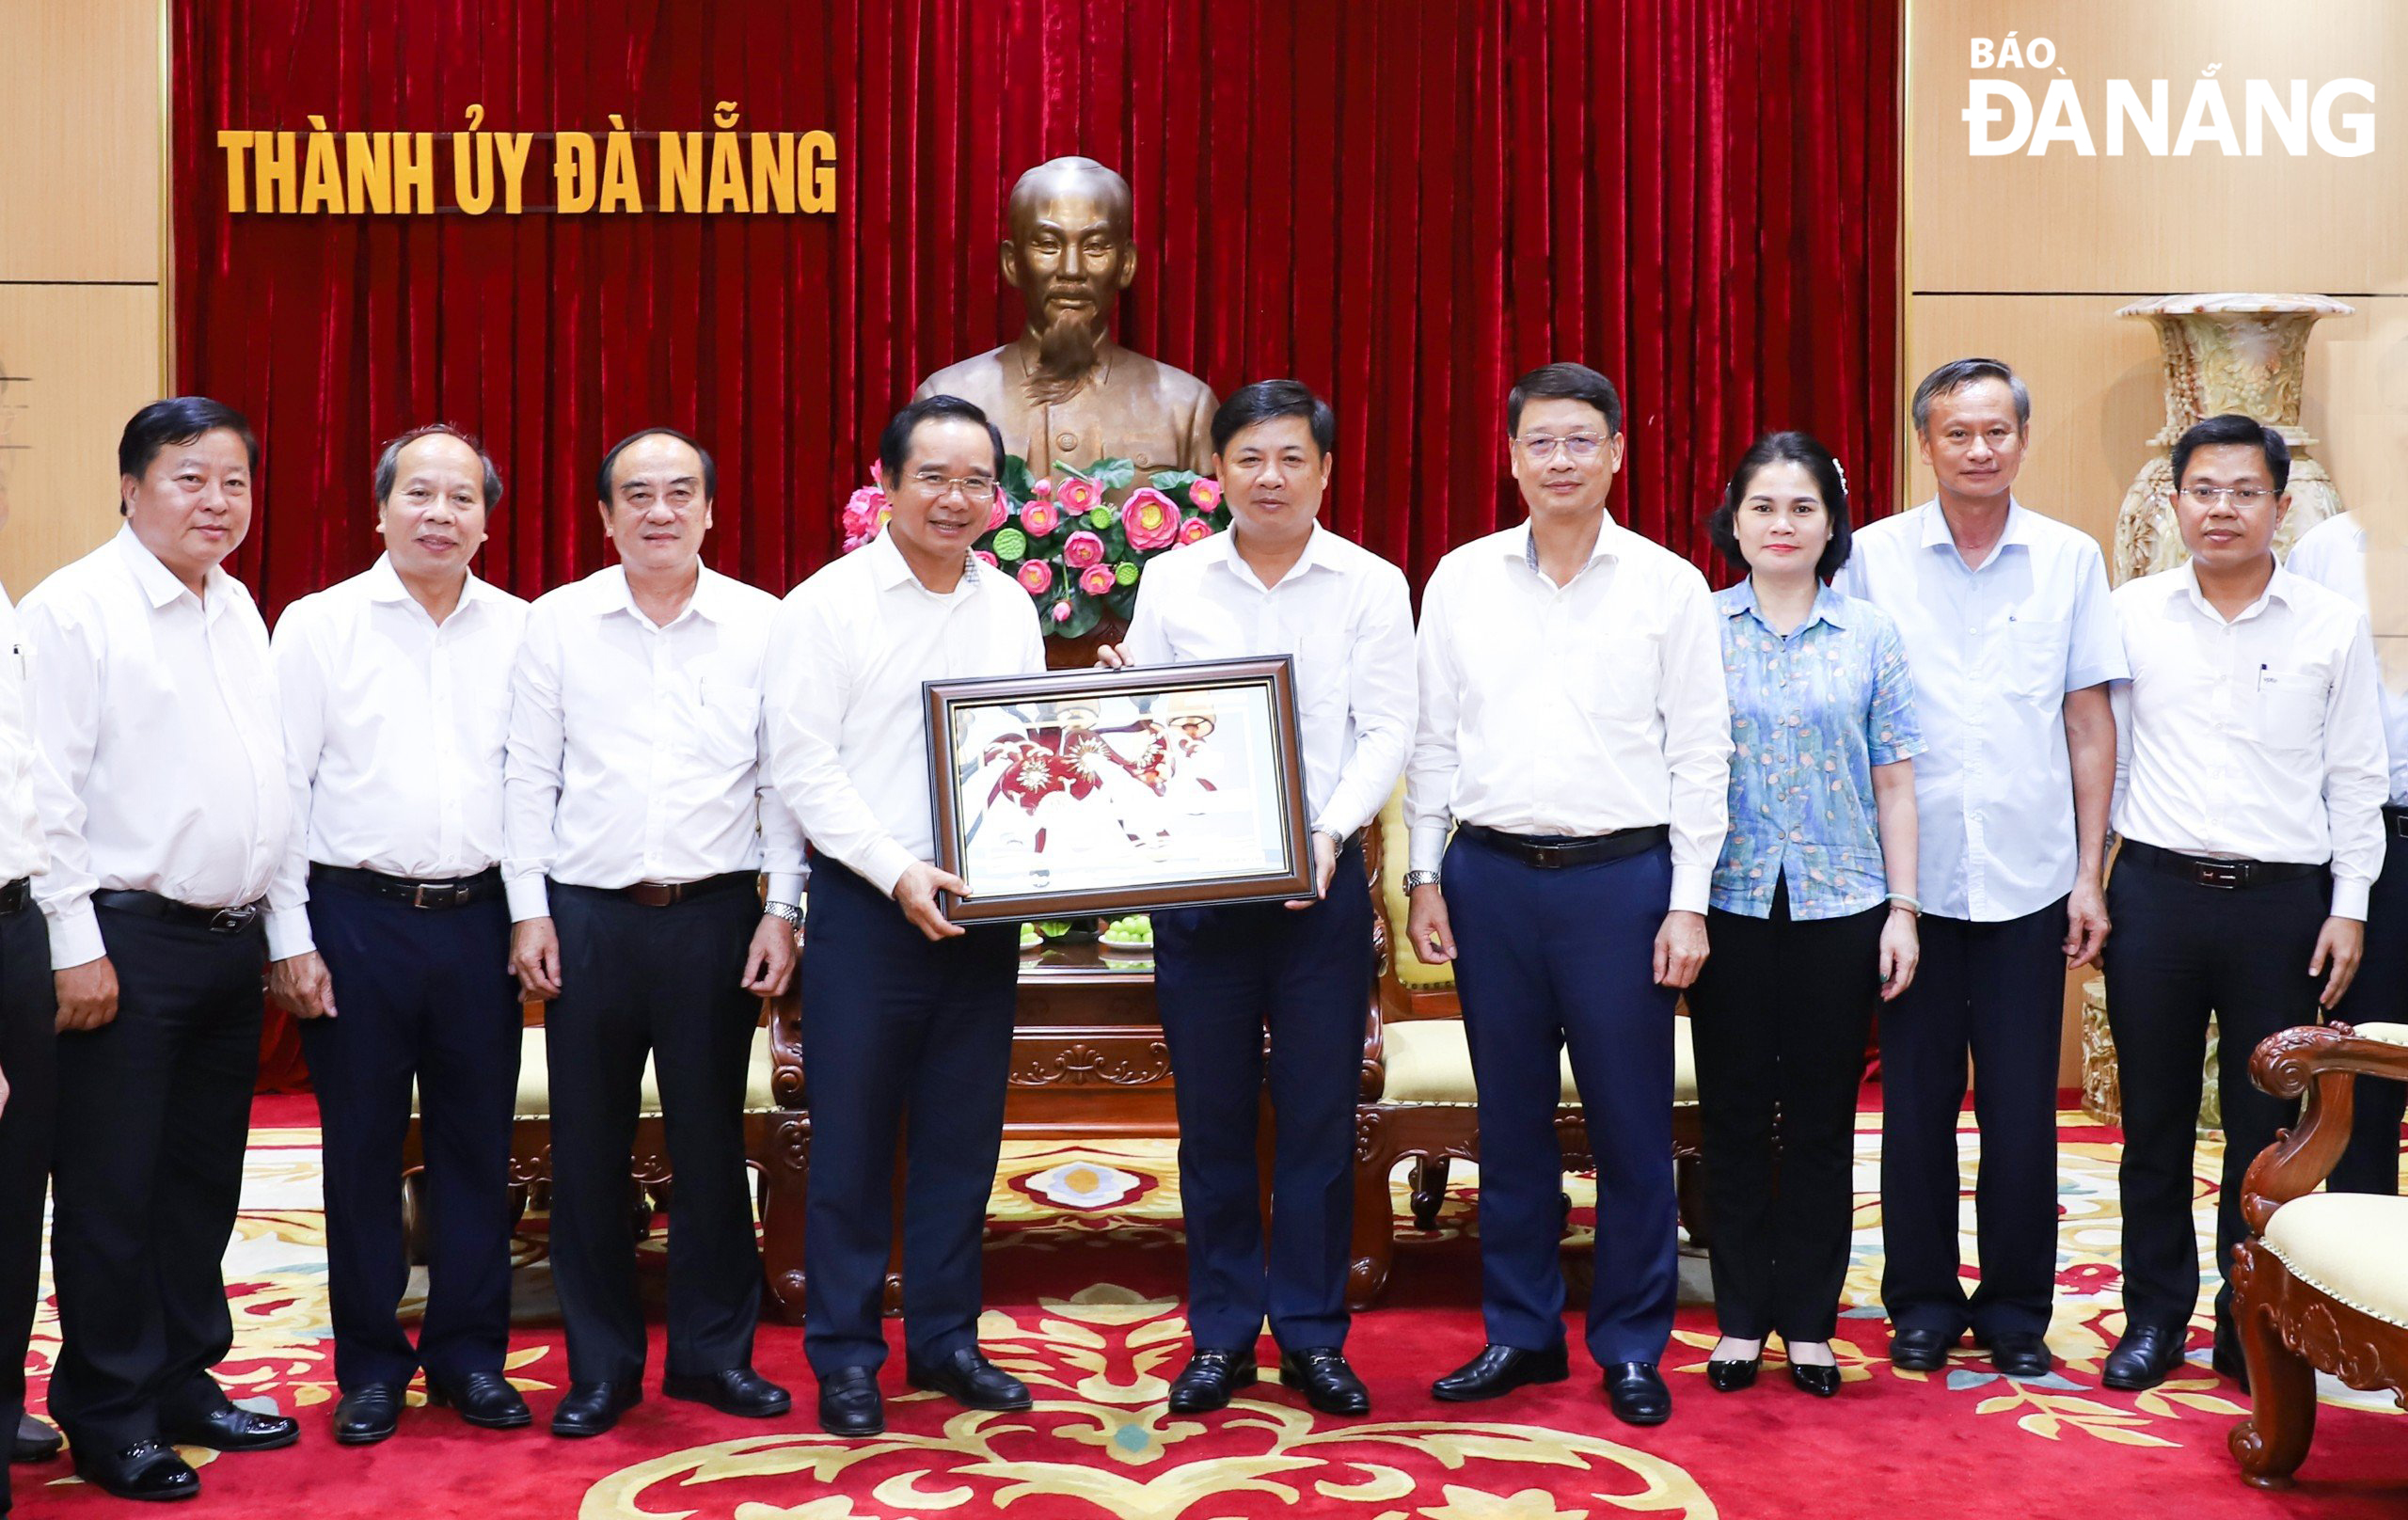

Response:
(298, 875), (520, 1391)
(799, 863), (1017, 1376)
(2329, 822), (2408, 1195)
(1687, 882), (1882, 1342)
(546, 882), (764, 1385)
(48, 906), (264, 1449)
(1877, 897), (2067, 1340)
(0, 898), (53, 1516)
(2104, 857), (2324, 1337)
(1154, 839), (1372, 1353)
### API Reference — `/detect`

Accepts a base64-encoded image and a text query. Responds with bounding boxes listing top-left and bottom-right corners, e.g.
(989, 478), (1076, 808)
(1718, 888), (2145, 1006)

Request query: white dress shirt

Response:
(2283, 511), (2408, 805)
(0, 589), (48, 888)
(1833, 499), (2128, 922)
(1405, 517), (1733, 914)
(503, 564), (802, 921)
(2109, 562), (2387, 919)
(765, 530), (1045, 896)
(20, 526), (289, 968)
(1120, 523), (1416, 842)
(264, 556), (531, 958)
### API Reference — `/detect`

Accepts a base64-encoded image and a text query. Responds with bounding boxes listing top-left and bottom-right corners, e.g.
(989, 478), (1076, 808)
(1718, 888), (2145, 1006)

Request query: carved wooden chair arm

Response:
(2241, 1023), (2408, 1233)
(766, 989), (805, 1109)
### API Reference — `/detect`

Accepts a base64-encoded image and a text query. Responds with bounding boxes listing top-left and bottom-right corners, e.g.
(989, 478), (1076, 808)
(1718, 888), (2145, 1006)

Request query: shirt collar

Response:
(1211, 522), (1331, 591)
(1916, 497), (2037, 558)
(601, 562), (737, 629)
(113, 524), (230, 613)
(364, 553), (498, 613)
(1717, 576), (1852, 632)
(2169, 559), (2297, 624)
(864, 526), (982, 594)
(1512, 515), (1626, 574)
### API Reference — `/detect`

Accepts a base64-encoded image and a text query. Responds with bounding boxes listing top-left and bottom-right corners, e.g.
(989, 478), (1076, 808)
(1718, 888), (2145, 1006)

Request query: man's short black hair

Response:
(594, 427), (716, 505)
(2171, 412), (2291, 493)
(879, 394), (1007, 484)
(1506, 362), (1624, 438)
(1210, 379), (1336, 457)
(1706, 430), (1855, 581)
(118, 397), (257, 483)
(374, 423), (503, 510)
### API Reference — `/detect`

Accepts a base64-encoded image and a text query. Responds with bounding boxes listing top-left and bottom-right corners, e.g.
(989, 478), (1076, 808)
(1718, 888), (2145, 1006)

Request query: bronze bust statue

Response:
(917, 156), (1216, 479)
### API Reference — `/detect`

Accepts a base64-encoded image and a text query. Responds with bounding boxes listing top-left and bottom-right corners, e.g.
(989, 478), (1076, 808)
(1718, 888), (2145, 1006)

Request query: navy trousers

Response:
(0, 897), (53, 1516)
(48, 906), (264, 1450)
(2105, 861), (2323, 1339)
(1443, 832), (1679, 1367)
(546, 882), (765, 1385)
(1876, 897), (2067, 1341)
(2329, 822), (2408, 1195)
(799, 863), (1018, 1376)
(297, 873), (520, 1391)
(1154, 839), (1372, 1353)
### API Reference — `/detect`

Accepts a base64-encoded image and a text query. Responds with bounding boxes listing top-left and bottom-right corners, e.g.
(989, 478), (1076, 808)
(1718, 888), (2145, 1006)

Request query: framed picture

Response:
(923, 656), (1313, 922)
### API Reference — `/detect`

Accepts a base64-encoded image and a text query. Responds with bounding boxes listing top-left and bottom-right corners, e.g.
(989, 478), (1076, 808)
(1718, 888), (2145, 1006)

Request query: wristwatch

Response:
(764, 902), (802, 927)
(1402, 870), (1440, 892)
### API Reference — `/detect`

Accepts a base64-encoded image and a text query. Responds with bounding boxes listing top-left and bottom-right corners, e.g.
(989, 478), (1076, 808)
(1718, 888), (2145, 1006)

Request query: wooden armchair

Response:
(1347, 784), (1707, 1309)
(2228, 1021), (2408, 1489)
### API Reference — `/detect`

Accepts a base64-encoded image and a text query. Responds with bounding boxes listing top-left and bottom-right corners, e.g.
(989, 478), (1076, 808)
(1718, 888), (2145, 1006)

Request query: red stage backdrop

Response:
(173, 0), (1898, 1086)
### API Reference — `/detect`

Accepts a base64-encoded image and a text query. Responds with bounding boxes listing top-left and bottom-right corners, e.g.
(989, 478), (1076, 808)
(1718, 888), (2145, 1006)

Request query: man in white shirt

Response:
(2098, 414), (2385, 1392)
(0, 474), (55, 1518)
(263, 425), (531, 1445)
(504, 428), (800, 1437)
(23, 398), (296, 1501)
(1403, 363), (1731, 1426)
(766, 396), (1045, 1437)
(2286, 507), (2408, 1196)
(1833, 358), (2124, 1379)
(1101, 381), (1414, 1417)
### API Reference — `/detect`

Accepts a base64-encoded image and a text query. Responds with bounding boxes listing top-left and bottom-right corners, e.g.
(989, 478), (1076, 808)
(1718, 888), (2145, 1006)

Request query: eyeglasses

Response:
(1515, 434), (1608, 462)
(2177, 486), (2275, 507)
(911, 471), (1000, 503)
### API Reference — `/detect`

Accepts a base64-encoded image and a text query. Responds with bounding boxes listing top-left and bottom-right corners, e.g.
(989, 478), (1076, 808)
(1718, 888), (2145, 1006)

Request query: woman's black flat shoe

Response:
(1705, 1356), (1761, 1392)
(1790, 1362), (1842, 1398)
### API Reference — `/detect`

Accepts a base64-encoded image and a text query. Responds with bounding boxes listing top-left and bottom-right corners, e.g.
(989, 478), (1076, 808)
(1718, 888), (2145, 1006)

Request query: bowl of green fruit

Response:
(1099, 914), (1153, 952)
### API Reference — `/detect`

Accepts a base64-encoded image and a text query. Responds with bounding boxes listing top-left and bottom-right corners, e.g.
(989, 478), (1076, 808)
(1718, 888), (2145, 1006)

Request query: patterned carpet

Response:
(16, 1104), (2407, 1518)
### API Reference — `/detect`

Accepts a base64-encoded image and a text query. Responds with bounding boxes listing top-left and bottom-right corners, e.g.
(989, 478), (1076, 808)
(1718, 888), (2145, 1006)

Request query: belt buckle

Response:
(208, 905), (259, 934)
(410, 881), (465, 910)
(1529, 847), (1565, 870)
(2194, 858), (2246, 890)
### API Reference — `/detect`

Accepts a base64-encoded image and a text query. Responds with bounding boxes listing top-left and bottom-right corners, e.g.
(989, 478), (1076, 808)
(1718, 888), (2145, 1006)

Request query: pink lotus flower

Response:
(1020, 498), (1063, 536)
(1177, 515), (1213, 546)
(1050, 599), (1072, 623)
(1030, 478), (1054, 498)
(1017, 560), (1054, 595)
(985, 492), (1009, 532)
(1063, 530), (1106, 569)
(842, 484), (889, 542)
(1057, 476), (1101, 513)
(974, 549), (999, 569)
(1120, 487), (1181, 551)
(1079, 563), (1116, 596)
(1187, 478), (1222, 511)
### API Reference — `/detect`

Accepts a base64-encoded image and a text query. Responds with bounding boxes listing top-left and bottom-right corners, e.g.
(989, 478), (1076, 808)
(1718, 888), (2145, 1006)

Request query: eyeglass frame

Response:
(1513, 433), (1615, 463)
(906, 469), (1002, 503)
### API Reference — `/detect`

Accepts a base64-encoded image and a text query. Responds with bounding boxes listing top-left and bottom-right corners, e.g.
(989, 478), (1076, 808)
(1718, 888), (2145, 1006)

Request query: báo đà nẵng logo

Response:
(1961, 34), (2374, 158)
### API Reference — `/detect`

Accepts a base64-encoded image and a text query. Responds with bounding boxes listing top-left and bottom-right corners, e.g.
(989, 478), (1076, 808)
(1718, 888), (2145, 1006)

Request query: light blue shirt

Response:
(1711, 581), (1924, 920)
(1832, 500), (2127, 923)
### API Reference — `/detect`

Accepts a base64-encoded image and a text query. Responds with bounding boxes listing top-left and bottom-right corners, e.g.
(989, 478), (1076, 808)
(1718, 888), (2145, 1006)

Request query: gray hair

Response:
(1910, 357), (2031, 436)
(372, 423), (503, 509)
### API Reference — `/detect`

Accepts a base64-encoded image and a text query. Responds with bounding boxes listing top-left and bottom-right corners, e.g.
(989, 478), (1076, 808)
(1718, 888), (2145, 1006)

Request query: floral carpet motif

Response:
(16, 1107), (2406, 1519)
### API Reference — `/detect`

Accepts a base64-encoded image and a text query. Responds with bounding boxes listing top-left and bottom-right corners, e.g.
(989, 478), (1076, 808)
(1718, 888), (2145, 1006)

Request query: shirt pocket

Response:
(2255, 669), (2326, 752)
(1576, 630), (1661, 720)
(2004, 616), (2067, 702)
(686, 674), (764, 768)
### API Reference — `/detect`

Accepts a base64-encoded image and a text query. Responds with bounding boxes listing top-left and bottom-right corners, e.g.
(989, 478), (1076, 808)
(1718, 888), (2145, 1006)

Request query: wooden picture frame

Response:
(923, 655), (1314, 923)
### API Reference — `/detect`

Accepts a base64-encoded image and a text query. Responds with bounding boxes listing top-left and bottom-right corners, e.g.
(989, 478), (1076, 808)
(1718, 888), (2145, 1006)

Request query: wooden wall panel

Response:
(0, 0), (163, 284)
(0, 287), (164, 595)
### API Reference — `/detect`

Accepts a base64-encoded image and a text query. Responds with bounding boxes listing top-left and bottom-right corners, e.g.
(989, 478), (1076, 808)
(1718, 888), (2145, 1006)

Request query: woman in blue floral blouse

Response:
(1687, 432), (1925, 1398)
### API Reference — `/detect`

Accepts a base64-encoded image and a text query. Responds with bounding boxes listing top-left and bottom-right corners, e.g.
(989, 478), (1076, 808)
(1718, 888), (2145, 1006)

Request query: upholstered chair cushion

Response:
(443, 1024), (778, 1122)
(2262, 1192), (2408, 1329)
(1381, 1016), (1699, 1108)
(1377, 782), (1455, 991)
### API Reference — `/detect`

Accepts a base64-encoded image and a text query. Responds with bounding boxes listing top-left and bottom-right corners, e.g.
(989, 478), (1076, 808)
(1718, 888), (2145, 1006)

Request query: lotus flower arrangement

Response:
(839, 455), (1229, 639)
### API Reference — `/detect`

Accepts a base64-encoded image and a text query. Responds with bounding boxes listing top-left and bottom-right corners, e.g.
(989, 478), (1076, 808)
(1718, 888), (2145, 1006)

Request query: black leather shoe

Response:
(549, 1381), (642, 1438)
(818, 1367), (883, 1436)
(906, 1348), (1032, 1411)
(429, 1370), (533, 1429)
(158, 1405), (300, 1452)
(1789, 1363), (1843, 1398)
(71, 1439), (200, 1502)
(1166, 1348), (1258, 1413)
(1705, 1355), (1761, 1392)
(1278, 1347), (1370, 1417)
(1431, 1344), (1571, 1402)
(332, 1385), (403, 1445)
(662, 1367), (791, 1418)
(1980, 1330), (2053, 1379)
(1888, 1326), (1956, 1371)
(2101, 1324), (2187, 1391)
(1604, 1362), (1671, 1425)
(12, 1412), (61, 1464)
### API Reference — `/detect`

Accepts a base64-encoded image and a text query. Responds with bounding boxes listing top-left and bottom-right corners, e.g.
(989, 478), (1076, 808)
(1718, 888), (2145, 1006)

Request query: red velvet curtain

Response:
(173, 0), (1898, 1088)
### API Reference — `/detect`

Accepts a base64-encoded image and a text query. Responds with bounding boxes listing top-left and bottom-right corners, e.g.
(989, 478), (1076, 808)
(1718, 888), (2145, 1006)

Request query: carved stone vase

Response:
(2109, 293), (2353, 586)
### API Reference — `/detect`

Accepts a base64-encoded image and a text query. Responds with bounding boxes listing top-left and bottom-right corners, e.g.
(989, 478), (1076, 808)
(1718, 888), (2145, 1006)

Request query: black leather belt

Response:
(310, 863), (501, 910)
(1457, 823), (1671, 869)
(0, 878), (30, 915)
(2384, 803), (2408, 841)
(91, 889), (264, 934)
(2121, 840), (2325, 892)
(615, 871), (756, 908)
